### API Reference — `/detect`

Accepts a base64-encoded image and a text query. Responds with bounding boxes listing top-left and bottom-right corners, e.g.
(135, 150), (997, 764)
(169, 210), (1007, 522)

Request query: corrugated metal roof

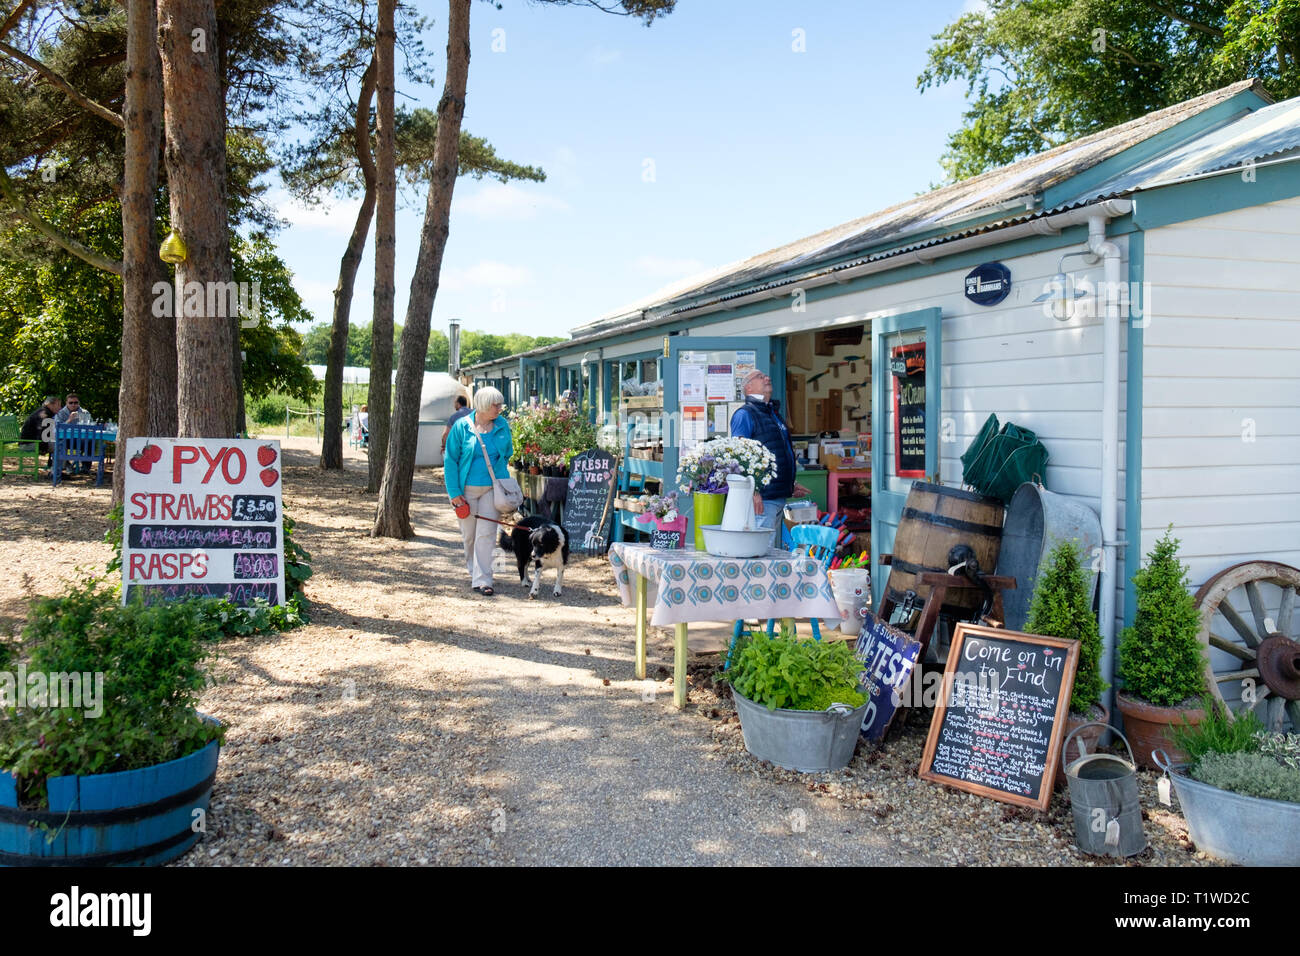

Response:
(1069, 96), (1300, 201)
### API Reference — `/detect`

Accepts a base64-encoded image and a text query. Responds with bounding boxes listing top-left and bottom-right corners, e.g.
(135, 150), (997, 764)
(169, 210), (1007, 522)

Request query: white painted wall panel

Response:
(1144, 198), (1300, 588)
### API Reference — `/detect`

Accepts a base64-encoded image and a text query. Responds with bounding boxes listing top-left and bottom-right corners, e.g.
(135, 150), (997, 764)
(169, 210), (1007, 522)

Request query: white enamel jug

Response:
(721, 474), (757, 531)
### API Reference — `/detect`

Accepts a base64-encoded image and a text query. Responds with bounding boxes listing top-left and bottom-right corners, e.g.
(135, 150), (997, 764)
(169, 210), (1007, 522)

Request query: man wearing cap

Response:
(729, 369), (809, 538)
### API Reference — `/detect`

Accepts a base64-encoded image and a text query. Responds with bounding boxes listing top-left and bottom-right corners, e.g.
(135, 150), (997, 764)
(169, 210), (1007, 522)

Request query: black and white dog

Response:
(499, 515), (569, 599)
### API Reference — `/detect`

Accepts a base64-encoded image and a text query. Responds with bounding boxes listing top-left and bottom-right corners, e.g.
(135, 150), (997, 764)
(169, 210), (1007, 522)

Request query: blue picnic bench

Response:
(52, 423), (109, 487)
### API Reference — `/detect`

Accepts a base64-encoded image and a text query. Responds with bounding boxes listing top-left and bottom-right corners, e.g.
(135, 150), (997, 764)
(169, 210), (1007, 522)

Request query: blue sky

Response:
(269, 0), (977, 340)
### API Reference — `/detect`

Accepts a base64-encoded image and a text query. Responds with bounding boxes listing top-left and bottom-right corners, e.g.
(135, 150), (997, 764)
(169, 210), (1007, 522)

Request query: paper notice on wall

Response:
(706, 364), (735, 402)
(681, 405), (707, 453)
(713, 404), (729, 436)
(679, 363), (706, 403)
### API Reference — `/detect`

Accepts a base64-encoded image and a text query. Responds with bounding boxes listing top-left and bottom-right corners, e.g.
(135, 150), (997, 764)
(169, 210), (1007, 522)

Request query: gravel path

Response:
(0, 439), (1223, 866)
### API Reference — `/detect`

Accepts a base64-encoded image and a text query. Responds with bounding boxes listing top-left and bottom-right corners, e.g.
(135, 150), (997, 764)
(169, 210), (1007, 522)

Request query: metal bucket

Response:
(733, 688), (868, 773)
(995, 482), (1102, 631)
(1154, 750), (1300, 866)
(1065, 722), (1146, 857)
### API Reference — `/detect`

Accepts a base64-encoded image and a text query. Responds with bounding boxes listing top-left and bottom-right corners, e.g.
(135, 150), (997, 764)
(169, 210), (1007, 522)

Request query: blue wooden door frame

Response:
(870, 307), (942, 608)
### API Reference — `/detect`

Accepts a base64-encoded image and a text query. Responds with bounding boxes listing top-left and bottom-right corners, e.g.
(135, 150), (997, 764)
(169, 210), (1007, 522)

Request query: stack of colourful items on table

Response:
(830, 551), (868, 570)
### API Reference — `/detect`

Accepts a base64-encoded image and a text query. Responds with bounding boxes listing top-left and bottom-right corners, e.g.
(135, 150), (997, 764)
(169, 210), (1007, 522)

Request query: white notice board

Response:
(122, 437), (287, 607)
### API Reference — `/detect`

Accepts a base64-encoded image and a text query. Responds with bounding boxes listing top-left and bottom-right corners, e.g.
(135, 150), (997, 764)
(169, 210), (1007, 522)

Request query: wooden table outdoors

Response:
(608, 543), (840, 708)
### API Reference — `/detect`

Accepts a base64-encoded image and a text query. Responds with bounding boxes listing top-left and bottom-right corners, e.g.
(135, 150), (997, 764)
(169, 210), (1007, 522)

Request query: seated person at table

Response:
(358, 404), (369, 446)
(54, 392), (95, 474)
(20, 395), (61, 464)
(54, 393), (94, 426)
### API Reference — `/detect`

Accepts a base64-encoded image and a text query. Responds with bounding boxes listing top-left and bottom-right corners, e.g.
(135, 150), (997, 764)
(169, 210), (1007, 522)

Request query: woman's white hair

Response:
(472, 386), (505, 414)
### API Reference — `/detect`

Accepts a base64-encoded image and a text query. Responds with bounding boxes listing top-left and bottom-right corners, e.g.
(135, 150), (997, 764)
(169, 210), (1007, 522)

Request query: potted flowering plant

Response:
(509, 402), (598, 476)
(676, 437), (776, 550)
(634, 492), (685, 548)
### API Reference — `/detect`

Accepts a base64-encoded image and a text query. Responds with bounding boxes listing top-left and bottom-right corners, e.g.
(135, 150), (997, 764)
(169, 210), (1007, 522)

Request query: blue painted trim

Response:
(1041, 91), (1270, 210)
(870, 307), (942, 608)
(1124, 231), (1145, 630)
(1133, 157), (1300, 230)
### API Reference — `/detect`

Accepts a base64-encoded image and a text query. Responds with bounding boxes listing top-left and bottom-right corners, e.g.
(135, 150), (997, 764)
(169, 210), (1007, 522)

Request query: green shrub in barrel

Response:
(0, 583), (225, 865)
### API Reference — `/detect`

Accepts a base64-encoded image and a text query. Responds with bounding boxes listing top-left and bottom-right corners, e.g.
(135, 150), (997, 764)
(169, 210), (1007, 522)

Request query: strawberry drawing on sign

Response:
(259, 468), (279, 488)
(257, 444), (277, 467)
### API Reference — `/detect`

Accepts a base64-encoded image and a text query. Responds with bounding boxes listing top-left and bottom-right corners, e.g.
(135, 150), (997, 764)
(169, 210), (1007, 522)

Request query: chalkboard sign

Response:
(919, 623), (1079, 811)
(562, 449), (616, 554)
(854, 611), (922, 742)
(892, 342), (926, 478)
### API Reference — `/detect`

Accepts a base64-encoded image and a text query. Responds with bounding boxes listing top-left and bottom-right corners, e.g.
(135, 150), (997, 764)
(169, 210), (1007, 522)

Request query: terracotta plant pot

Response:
(1054, 702), (1110, 790)
(1115, 692), (1205, 770)
(528, 466), (541, 476)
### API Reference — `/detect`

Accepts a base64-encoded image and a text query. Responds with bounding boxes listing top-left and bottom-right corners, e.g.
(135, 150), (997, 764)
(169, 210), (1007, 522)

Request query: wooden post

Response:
(674, 622), (689, 709)
(635, 574), (647, 680)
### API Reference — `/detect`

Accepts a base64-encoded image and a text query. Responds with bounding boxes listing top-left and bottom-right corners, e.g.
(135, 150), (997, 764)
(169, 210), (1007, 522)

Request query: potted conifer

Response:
(1023, 540), (1108, 786)
(1116, 529), (1207, 769)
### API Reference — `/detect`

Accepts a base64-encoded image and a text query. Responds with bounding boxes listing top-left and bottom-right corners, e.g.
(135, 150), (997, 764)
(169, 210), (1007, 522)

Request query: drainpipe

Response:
(1088, 213), (1123, 718)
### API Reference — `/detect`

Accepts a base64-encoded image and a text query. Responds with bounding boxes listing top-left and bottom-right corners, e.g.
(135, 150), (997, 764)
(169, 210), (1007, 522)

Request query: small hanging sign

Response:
(964, 262), (1012, 306)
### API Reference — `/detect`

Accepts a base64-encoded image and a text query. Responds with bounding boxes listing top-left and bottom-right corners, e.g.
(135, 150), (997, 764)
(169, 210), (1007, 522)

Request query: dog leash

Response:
(455, 507), (538, 533)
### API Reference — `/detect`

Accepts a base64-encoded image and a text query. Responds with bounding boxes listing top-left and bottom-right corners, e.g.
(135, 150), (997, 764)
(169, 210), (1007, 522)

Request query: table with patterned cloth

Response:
(608, 543), (839, 707)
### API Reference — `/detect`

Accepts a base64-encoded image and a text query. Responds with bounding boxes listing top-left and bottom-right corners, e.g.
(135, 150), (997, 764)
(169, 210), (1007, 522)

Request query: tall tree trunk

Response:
(365, 0), (398, 493)
(159, 0), (235, 438)
(215, 14), (246, 436)
(373, 0), (470, 538)
(322, 57), (378, 470)
(147, 262), (179, 436)
(114, 0), (164, 504)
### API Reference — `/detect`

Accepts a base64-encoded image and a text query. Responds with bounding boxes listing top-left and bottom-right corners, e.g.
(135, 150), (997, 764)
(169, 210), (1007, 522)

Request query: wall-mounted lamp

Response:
(1033, 248), (1095, 321)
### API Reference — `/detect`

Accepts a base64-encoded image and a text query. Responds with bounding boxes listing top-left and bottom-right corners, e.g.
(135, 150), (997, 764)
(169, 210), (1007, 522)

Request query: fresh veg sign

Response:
(122, 437), (286, 607)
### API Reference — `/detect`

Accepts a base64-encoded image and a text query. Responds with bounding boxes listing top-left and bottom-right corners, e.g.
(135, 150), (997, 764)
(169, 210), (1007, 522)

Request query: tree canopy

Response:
(919, 0), (1300, 180)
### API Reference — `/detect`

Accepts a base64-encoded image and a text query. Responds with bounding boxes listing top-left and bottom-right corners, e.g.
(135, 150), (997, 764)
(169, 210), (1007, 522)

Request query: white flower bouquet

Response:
(677, 437), (776, 494)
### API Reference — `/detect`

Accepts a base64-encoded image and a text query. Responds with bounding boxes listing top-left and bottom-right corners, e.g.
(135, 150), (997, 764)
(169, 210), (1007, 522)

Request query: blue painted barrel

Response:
(0, 720), (220, 867)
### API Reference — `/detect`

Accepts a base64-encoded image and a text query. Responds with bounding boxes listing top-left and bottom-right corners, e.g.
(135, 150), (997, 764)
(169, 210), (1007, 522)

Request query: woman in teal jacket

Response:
(445, 386), (512, 595)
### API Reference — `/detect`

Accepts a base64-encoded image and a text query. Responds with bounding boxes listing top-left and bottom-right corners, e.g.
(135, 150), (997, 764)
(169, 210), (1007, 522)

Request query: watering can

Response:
(1064, 722), (1146, 857)
(721, 474), (757, 531)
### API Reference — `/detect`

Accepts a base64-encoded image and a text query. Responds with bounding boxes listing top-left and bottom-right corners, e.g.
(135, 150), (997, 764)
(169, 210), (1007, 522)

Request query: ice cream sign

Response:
(122, 437), (286, 607)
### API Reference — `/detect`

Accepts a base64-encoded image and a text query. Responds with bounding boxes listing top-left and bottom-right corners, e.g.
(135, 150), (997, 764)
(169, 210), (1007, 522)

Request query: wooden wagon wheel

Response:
(1194, 561), (1300, 730)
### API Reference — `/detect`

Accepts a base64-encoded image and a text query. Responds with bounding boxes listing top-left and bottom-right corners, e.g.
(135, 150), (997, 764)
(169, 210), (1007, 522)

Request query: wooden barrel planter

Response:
(885, 481), (1005, 615)
(0, 723), (220, 867)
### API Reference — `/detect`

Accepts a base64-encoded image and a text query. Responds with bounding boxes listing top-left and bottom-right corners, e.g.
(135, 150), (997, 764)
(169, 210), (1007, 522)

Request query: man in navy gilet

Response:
(729, 369), (809, 542)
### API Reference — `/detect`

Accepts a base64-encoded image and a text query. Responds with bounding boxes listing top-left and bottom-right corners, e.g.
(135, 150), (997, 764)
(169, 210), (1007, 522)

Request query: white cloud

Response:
(453, 183), (569, 221)
(441, 260), (533, 291)
(961, 0), (989, 14)
(633, 255), (708, 279)
(275, 195), (366, 235)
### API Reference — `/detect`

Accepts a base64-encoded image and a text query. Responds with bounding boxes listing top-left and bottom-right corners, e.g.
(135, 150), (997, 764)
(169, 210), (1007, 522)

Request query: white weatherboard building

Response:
(469, 80), (1300, 713)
